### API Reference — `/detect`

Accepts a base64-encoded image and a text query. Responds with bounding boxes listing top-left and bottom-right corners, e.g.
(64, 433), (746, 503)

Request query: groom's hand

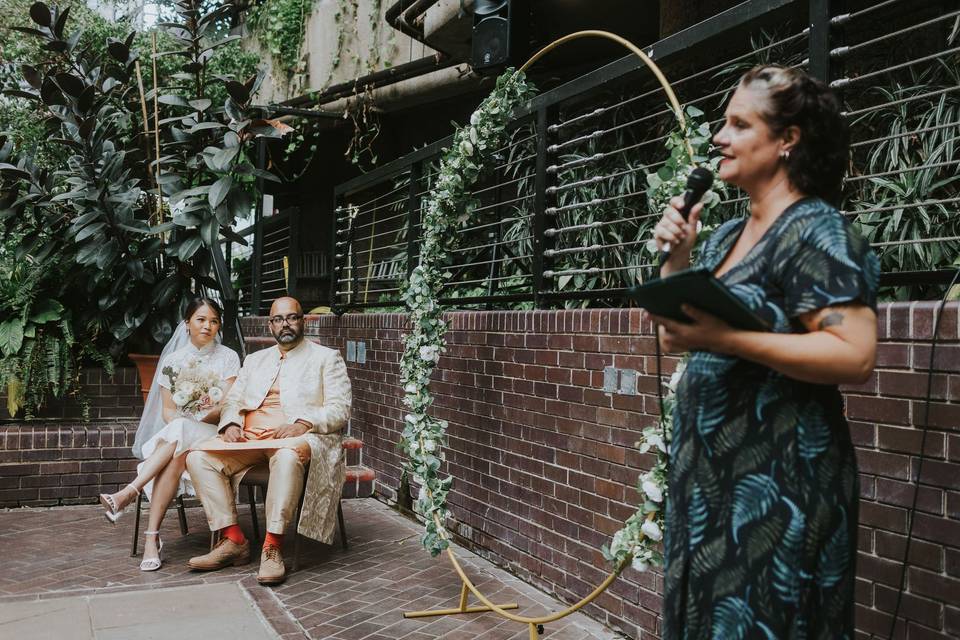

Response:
(221, 424), (247, 442)
(274, 422), (309, 438)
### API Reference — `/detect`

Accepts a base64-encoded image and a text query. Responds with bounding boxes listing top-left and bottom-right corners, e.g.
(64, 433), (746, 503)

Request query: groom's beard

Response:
(272, 327), (303, 346)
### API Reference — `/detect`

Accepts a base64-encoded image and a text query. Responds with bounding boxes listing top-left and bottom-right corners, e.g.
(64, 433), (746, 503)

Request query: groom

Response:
(185, 296), (351, 585)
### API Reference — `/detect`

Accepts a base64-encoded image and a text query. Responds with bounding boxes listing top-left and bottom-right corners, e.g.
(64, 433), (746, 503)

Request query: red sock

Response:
(264, 532), (283, 549)
(221, 524), (246, 545)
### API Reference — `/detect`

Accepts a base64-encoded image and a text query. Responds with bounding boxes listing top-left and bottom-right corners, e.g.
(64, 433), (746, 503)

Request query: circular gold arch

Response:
(404, 30), (692, 640)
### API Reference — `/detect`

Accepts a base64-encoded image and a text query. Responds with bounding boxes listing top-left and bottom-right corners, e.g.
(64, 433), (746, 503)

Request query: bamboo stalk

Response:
(151, 31), (164, 225)
(133, 60), (155, 223)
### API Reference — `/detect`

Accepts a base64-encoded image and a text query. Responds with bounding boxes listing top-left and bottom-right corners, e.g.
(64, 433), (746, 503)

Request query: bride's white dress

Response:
(139, 342), (240, 500)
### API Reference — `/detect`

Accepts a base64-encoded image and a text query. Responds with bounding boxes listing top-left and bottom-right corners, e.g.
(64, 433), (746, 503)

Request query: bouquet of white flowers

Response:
(162, 356), (224, 417)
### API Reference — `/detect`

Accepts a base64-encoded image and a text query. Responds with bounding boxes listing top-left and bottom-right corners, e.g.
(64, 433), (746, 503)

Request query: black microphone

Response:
(659, 166), (714, 266)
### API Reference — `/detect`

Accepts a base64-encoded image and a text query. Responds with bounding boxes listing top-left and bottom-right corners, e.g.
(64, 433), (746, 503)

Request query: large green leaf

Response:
(208, 175), (232, 209)
(0, 319), (25, 356)
(29, 299), (64, 323)
(200, 215), (219, 247)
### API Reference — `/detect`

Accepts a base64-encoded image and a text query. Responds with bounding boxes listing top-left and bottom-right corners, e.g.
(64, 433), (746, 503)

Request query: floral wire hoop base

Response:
(398, 68), (722, 571)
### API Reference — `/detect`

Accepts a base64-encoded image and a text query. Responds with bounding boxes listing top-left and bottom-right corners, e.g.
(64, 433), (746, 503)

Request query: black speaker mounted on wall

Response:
(471, 0), (529, 74)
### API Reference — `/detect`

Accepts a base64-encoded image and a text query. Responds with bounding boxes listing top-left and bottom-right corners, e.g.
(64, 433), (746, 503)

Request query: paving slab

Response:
(0, 582), (277, 640)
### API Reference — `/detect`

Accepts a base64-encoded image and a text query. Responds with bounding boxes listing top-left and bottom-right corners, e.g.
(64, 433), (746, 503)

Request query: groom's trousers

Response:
(186, 448), (305, 534)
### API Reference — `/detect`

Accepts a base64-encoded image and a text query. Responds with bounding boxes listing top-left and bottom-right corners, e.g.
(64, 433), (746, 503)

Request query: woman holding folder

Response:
(648, 65), (879, 638)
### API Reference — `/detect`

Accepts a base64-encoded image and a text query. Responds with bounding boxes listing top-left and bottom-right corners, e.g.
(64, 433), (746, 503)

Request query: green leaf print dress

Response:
(662, 198), (880, 639)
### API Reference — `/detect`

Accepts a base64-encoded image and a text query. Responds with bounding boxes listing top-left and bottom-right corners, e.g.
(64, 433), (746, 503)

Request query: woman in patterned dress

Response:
(649, 65), (879, 638)
(99, 298), (240, 571)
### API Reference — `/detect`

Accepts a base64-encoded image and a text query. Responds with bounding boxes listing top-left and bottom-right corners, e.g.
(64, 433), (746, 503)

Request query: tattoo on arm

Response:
(818, 311), (845, 330)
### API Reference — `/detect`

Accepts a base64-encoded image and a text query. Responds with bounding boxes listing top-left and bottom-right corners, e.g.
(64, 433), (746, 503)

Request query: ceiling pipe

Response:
(385, 0), (452, 56)
(266, 0), (463, 116)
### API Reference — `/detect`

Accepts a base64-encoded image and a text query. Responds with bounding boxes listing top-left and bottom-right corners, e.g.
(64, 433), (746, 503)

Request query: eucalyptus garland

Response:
(400, 69), (536, 555)
(400, 70), (723, 566)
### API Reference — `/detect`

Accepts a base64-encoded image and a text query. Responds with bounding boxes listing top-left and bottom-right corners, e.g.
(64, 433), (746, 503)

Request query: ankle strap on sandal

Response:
(144, 530), (160, 536)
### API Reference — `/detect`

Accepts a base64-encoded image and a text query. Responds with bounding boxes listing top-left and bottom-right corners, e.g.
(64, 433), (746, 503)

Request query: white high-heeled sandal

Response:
(139, 531), (164, 572)
(99, 484), (139, 524)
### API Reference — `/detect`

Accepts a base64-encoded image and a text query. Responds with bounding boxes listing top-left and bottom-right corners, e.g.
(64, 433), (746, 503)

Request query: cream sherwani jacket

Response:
(219, 339), (351, 543)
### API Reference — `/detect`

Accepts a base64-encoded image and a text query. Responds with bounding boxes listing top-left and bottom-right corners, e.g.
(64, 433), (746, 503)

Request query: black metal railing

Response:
(327, 0), (959, 311)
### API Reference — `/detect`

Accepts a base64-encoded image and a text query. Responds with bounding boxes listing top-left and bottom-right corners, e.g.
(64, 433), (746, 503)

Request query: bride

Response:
(99, 297), (240, 571)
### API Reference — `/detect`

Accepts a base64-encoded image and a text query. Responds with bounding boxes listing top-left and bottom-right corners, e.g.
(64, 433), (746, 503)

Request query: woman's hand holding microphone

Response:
(652, 195), (703, 277)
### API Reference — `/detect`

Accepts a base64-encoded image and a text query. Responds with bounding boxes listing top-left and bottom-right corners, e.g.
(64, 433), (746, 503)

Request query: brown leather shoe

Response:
(188, 537), (250, 571)
(257, 545), (286, 585)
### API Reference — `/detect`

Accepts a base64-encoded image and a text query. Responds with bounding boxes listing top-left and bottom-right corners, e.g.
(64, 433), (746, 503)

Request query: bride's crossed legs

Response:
(101, 438), (188, 565)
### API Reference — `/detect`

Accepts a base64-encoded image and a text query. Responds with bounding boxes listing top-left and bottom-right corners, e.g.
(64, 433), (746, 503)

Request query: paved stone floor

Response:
(0, 499), (624, 640)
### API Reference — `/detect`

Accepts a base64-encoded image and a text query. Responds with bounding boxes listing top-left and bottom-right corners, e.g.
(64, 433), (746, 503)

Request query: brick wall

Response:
(0, 367), (143, 421)
(0, 422), (140, 506)
(241, 302), (960, 640)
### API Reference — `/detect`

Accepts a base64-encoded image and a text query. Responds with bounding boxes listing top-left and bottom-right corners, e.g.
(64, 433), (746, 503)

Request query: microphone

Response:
(659, 166), (714, 265)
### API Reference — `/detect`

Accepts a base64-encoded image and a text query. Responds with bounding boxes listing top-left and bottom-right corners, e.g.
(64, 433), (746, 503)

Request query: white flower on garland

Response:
(641, 519), (663, 542)
(642, 479), (663, 503)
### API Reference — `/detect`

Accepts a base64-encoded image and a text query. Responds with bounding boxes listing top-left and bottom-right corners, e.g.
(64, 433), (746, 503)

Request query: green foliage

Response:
(0, 0), (287, 413)
(248, 0), (314, 74)
(844, 62), (960, 300)
(399, 69), (537, 556)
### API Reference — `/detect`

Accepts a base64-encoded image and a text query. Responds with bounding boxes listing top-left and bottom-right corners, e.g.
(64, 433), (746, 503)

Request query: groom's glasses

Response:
(268, 313), (303, 326)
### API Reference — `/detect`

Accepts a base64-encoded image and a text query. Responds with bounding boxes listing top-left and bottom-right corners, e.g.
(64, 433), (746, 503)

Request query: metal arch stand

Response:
(402, 29), (687, 638)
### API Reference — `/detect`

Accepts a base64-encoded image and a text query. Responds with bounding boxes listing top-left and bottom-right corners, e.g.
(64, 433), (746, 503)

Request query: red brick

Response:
(875, 531), (943, 572)
(908, 566), (960, 607)
(856, 449), (912, 480)
(877, 426), (945, 457)
(912, 401), (960, 431)
(873, 584), (943, 629)
(846, 395), (911, 425)
(859, 501), (908, 533)
(876, 343), (911, 367)
(879, 371), (949, 400)
(875, 477), (943, 515)
(913, 345), (960, 373)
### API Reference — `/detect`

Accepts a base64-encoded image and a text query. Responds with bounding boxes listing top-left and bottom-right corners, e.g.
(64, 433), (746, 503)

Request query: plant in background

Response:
(845, 62), (960, 299)
(0, 0), (287, 415)
(248, 0), (314, 87)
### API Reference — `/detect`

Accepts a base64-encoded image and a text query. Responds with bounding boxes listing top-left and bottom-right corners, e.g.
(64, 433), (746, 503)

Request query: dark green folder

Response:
(627, 267), (771, 332)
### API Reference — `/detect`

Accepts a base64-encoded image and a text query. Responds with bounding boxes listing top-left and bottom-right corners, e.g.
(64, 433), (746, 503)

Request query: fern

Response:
(731, 468), (779, 543)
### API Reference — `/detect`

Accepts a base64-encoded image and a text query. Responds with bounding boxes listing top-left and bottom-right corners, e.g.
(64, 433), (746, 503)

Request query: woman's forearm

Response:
(716, 329), (874, 385)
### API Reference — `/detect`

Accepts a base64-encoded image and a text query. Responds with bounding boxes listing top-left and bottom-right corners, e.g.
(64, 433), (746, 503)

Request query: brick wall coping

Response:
(241, 301), (959, 341)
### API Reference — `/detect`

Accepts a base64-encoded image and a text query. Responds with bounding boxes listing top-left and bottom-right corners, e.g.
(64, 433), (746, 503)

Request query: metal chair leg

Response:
(337, 501), (348, 550)
(176, 495), (189, 535)
(247, 484), (261, 544)
(131, 491), (143, 557)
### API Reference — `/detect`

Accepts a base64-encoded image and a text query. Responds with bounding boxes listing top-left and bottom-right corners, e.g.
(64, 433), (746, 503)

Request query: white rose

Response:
(631, 557), (649, 573)
(640, 520), (662, 542)
(404, 383), (418, 394)
(423, 439), (436, 452)
(177, 381), (196, 396)
(419, 345), (438, 362)
(642, 480), (663, 503)
(646, 433), (666, 453)
(208, 386), (223, 403)
(172, 391), (190, 407)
